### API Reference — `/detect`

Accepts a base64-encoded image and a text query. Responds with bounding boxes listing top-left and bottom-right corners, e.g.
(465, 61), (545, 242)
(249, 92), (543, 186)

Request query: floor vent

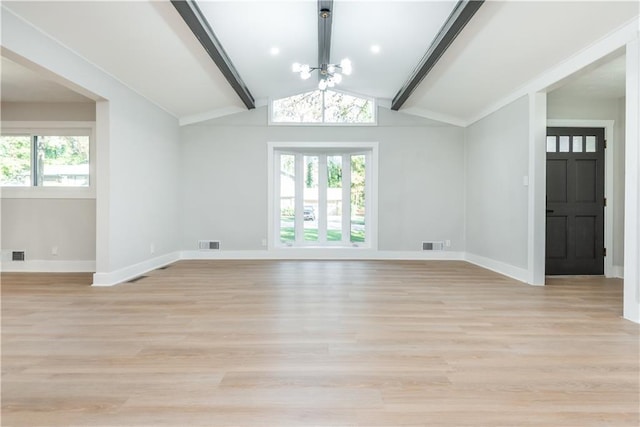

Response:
(12, 251), (25, 261)
(198, 240), (220, 250)
(127, 276), (148, 283)
(422, 241), (444, 251)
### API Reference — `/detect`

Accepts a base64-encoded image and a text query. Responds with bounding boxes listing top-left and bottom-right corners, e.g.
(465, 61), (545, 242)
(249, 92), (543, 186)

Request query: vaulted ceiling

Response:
(1, 1), (638, 126)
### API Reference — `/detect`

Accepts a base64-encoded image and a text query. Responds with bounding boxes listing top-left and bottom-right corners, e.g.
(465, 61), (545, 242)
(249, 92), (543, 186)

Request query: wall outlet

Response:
(150, 243), (155, 255)
(261, 238), (267, 247)
(51, 246), (58, 256)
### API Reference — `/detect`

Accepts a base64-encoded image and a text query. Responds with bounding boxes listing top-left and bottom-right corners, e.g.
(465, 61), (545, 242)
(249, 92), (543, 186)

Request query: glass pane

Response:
(350, 155), (366, 243)
(327, 155), (342, 241)
(272, 90), (322, 123)
(280, 154), (295, 244)
(303, 156), (318, 242)
(572, 136), (583, 152)
(586, 136), (596, 152)
(36, 136), (89, 186)
(1, 135), (32, 186)
(324, 90), (375, 123)
(546, 136), (556, 152)
(559, 136), (570, 152)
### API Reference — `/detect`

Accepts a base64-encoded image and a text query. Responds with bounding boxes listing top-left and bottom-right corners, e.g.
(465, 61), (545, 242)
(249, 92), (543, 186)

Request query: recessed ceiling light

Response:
(270, 47), (280, 56)
(370, 45), (381, 54)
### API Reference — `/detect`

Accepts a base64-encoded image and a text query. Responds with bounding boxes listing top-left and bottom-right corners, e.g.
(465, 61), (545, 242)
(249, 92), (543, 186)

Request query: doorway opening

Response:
(545, 126), (605, 275)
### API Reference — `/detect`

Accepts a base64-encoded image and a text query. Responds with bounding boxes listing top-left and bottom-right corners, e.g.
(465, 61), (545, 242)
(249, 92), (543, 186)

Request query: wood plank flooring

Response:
(2, 260), (638, 426)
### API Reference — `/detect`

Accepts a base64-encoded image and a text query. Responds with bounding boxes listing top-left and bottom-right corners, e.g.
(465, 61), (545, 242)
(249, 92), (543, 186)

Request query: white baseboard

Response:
(0, 259), (95, 273)
(464, 252), (530, 284)
(610, 265), (624, 278)
(180, 249), (466, 261)
(92, 251), (181, 287)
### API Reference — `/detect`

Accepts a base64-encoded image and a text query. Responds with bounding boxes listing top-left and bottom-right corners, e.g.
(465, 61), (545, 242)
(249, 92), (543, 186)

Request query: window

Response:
(270, 90), (376, 125)
(1, 135), (31, 186)
(546, 135), (599, 153)
(269, 142), (377, 248)
(1, 122), (94, 197)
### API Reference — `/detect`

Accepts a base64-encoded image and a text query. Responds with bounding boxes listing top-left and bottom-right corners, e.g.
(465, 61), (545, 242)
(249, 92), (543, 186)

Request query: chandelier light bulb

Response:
(327, 64), (336, 74)
(333, 73), (343, 84)
(301, 71), (311, 80)
(292, 62), (302, 73)
(340, 58), (352, 75)
(318, 79), (328, 90)
(301, 64), (311, 74)
(327, 79), (335, 88)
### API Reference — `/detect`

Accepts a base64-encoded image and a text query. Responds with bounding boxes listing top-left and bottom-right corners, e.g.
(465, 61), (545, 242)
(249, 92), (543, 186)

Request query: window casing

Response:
(268, 142), (378, 249)
(0, 122), (95, 198)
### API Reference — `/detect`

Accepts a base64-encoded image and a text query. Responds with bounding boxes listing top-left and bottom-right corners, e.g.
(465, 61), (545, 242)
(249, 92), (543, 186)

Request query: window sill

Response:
(270, 245), (375, 252)
(0, 186), (96, 199)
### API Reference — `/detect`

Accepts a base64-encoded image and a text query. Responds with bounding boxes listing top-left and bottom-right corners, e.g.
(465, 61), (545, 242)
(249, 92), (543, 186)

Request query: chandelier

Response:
(291, 7), (352, 91)
(292, 58), (352, 90)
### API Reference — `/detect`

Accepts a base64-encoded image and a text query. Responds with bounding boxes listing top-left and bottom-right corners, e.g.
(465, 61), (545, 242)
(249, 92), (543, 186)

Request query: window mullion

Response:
(274, 151), (282, 246)
(294, 153), (305, 245)
(318, 155), (328, 243)
(342, 155), (351, 245)
(31, 135), (38, 186)
(364, 152), (371, 245)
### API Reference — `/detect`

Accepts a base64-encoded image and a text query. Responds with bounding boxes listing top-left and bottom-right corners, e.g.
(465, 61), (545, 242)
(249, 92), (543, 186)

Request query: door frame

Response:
(546, 119), (615, 278)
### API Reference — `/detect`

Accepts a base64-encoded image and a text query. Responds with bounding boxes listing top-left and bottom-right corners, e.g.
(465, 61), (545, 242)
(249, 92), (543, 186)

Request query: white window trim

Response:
(267, 141), (378, 251)
(268, 89), (378, 126)
(1, 121), (96, 199)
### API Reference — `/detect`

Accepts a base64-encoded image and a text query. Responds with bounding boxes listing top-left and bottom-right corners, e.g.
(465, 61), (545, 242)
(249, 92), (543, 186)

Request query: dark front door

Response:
(546, 127), (605, 275)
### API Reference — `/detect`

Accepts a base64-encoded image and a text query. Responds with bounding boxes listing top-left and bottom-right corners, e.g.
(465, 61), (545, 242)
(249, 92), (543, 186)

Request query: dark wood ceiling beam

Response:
(391, 0), (484, 111)
(171, 0), (255, 109)
(317, 0), (334, 70)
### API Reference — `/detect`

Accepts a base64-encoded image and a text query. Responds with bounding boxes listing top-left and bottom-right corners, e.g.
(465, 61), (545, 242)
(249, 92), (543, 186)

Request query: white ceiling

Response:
(1, 1), (638, 125)
(2, 0), (245, 118)
(1, 56), (93, 103)
(198, 0), (458, 101)
(549, 54), (626, 102)
(402, 0), (638, 123)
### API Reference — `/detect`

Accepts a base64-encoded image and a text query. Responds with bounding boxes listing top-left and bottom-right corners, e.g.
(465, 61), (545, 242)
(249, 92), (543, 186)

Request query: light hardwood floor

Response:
(2, 260), (638, 426)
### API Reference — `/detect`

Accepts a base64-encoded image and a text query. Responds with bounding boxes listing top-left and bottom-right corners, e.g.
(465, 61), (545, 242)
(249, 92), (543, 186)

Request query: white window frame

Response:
(268, 89), (378, 126)
(267, 141), (378, 250)
(1, 121), (96, 199)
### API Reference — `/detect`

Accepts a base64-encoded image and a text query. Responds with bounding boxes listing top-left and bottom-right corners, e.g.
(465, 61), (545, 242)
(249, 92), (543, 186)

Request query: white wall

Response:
(547, 95), (626, 270)
(2, 199), (95, 260)
(465, 96), (530, 276)
(180, 107), (465, 253)
(105, 95), (181, 272)
(2, 7), (182, 283)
